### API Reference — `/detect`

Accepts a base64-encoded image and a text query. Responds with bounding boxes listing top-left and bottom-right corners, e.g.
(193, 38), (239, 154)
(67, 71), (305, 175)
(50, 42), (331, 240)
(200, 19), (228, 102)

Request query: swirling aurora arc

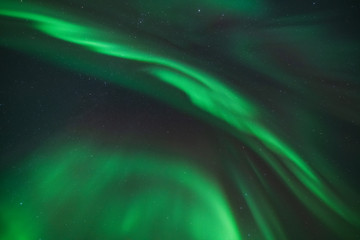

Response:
(0, 0), (359, 239)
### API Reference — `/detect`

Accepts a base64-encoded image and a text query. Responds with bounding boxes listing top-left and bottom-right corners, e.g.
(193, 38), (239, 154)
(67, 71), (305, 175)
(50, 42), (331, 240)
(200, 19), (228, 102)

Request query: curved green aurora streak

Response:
(0, 1), (359, 240)
(1, 140), (240, 240)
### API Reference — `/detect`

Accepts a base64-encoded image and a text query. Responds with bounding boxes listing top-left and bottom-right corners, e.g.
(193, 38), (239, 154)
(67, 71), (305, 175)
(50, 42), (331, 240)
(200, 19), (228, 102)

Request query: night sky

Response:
(1, 0), (360, 239)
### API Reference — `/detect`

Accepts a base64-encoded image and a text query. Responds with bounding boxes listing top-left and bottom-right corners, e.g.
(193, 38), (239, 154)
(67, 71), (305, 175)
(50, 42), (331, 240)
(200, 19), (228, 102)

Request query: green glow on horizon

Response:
(1, 140), (241, 240)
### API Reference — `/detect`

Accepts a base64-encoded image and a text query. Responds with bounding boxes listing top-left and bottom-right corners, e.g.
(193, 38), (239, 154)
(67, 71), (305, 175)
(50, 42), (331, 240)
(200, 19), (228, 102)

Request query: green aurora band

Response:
(1, 140), (240, 240)
(0, 1), (359, 239)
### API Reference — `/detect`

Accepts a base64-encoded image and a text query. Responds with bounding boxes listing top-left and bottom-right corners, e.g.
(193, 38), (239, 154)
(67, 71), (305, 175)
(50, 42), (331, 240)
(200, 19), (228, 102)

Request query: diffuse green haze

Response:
(0, 140), (241, 240)
(0, 1), (359, 239)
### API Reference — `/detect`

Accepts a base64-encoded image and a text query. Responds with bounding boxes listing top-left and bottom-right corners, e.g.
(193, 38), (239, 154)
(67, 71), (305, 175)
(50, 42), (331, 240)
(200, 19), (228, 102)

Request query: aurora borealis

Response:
(0, 0), (360, 239)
